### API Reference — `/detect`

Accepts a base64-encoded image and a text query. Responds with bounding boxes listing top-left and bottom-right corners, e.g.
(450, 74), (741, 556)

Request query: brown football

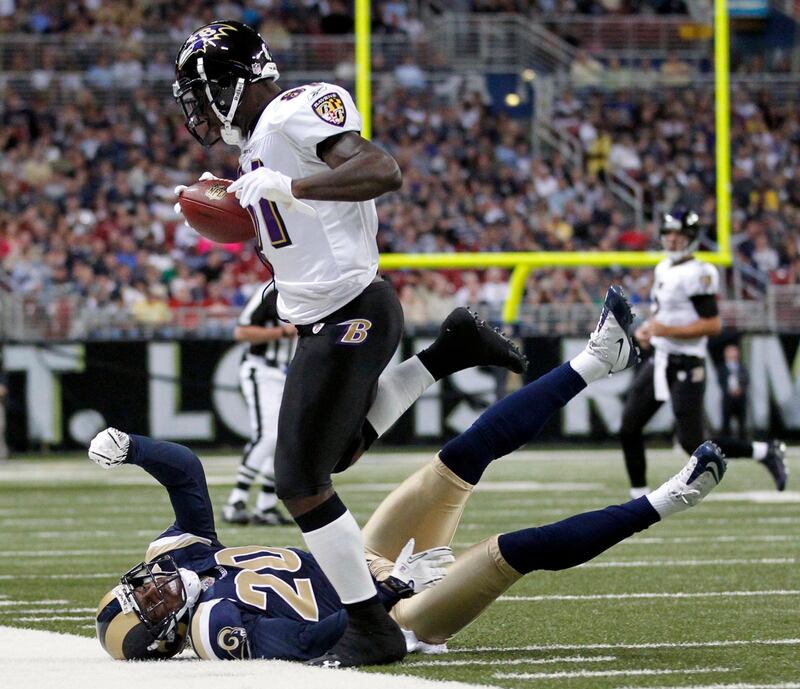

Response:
(178, 178), (255, 243)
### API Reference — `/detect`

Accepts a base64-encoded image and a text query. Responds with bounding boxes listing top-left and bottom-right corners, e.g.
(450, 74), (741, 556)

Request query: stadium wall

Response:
(3, 335), (800, 451)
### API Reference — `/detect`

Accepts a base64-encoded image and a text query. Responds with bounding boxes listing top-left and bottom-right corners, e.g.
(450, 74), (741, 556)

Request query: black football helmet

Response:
(173, 20), (279, 147)
(95, 555), (199, 660)
(659, 209), (701, 260)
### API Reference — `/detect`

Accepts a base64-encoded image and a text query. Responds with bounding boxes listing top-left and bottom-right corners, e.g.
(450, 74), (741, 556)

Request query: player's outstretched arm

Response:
(88, 428), (217, 539)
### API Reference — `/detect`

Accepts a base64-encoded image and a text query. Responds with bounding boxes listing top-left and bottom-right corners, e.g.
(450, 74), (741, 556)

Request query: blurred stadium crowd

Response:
(1, 1), (798, 338)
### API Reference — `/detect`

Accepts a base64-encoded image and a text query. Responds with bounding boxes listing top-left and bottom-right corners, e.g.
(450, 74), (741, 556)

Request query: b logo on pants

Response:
(338, 319), (372, 344)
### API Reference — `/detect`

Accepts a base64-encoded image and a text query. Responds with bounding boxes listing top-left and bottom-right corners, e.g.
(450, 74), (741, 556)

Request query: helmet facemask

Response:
(117, 554), (200, 648)
(173, 78), (221, 147)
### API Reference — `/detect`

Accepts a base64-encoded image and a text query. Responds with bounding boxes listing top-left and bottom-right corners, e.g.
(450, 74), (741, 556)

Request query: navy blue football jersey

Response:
(128, 434), (347, 660)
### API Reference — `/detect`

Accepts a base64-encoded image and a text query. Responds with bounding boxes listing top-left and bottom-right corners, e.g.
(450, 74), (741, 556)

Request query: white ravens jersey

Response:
(650, 258), (719, 357)
(238, 83), (379, 325)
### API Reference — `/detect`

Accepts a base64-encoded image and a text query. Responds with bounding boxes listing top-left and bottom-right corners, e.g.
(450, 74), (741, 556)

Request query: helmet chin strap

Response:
(197, 58), (247, 148)
(178, 568), (202, 615)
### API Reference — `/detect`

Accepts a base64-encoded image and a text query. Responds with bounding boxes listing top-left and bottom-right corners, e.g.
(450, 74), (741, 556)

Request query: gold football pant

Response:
(363, 455), (523, 644)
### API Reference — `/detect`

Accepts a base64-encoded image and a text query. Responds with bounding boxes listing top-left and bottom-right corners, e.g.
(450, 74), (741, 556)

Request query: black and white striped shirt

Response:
(239, 284), (295, 370)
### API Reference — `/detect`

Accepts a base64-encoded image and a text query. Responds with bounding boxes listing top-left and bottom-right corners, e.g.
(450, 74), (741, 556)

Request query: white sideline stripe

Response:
(494, 667), (731, 680)
(407, 655), (616, 667)
(0, 626), (492, 689)
(498, 590), (800, 602)
(581, 557), (796, 569)
(614, 684), (800, 689)
(460, 638), (800, 653)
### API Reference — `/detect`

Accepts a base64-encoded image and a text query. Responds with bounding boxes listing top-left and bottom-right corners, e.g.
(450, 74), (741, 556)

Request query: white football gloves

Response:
(390, 538), (454, 593)
(173, 171), (221, 215)
(228, 167), (316, 217)
(88, 427), (131, 469)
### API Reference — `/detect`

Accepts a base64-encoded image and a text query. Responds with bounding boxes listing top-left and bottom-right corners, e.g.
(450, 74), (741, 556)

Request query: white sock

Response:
(646, 481), (686, 519)
(227, 488), (249, 505)
(570, 350), (609, 384)
(752, 441), (768, 461)
(366, 356), (435, 437)
(255, 491), (278, 512)
(302, 510), (377, 604)
(630, 486), (650, 499)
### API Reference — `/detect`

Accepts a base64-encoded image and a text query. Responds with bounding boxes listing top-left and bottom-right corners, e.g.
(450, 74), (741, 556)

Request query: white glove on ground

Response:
(88, 427), (131, 469)
(390, 538), (454, 593)
(228, 167), (316, 217)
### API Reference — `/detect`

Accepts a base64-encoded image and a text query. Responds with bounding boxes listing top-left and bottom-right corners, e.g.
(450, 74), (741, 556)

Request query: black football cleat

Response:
(420, 307), (528, 379)
(760, 440), (788, 491)
(307, 602), (407, 668)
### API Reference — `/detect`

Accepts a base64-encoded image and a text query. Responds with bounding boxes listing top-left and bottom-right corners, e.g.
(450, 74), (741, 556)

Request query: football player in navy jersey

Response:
(94, 288), (725, 665)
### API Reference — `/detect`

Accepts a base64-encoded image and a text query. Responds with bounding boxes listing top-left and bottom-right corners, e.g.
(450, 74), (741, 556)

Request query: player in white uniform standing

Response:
(172, 21), (528, 667)
(620, 210), (788, 496)
(222, 282), (295, 526)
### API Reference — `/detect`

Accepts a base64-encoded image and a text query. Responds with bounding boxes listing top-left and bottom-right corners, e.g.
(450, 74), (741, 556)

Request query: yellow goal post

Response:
(355, 0), (732, 324)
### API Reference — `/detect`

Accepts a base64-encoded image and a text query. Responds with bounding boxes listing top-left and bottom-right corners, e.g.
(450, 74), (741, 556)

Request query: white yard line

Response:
(406, 656), (616, 667)
(3, 549), (145, 557)
(494, 667), (732, 680)
(619, 535), (799, 545)
(0, 573), (117, 580)
(580, 557), (796, 569)
(0, 608), (96, 614)
(498, 590), (800, 602)
(0, 600), (69, 606)
(16, 616), (92, 622)
(460, 638), (800, 653)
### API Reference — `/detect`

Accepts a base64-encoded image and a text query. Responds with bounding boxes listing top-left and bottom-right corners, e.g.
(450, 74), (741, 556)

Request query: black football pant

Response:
(620, 356), (706, 488)
(274, 278), (403, 500)
(620, 356), (756, 488)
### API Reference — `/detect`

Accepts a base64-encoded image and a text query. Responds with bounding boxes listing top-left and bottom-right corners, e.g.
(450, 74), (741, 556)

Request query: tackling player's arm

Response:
(88, 429), (217, 540)
(291, 131), (402, 202)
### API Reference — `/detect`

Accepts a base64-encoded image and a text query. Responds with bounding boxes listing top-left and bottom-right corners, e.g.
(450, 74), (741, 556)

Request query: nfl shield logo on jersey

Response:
(312, 93), (346, 127)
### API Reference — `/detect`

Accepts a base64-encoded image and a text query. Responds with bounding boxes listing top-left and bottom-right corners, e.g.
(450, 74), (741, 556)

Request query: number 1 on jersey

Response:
(242, 160), (293, 249)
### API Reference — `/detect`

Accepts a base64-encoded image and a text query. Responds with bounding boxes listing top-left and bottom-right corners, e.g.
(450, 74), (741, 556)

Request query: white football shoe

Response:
(585, 285), (640, 374)
(88, 427), (130, 468)
(647, 441), (727, 517)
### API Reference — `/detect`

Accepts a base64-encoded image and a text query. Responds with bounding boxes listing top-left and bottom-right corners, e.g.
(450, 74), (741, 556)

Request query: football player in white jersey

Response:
(222, 282), (296, 526)
(620, 210), (788, 497)
(172, 21), (528, 666)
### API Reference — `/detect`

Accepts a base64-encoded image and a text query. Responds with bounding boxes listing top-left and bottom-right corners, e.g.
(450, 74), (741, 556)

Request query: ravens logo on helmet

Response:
(172, 20), (279, 147)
